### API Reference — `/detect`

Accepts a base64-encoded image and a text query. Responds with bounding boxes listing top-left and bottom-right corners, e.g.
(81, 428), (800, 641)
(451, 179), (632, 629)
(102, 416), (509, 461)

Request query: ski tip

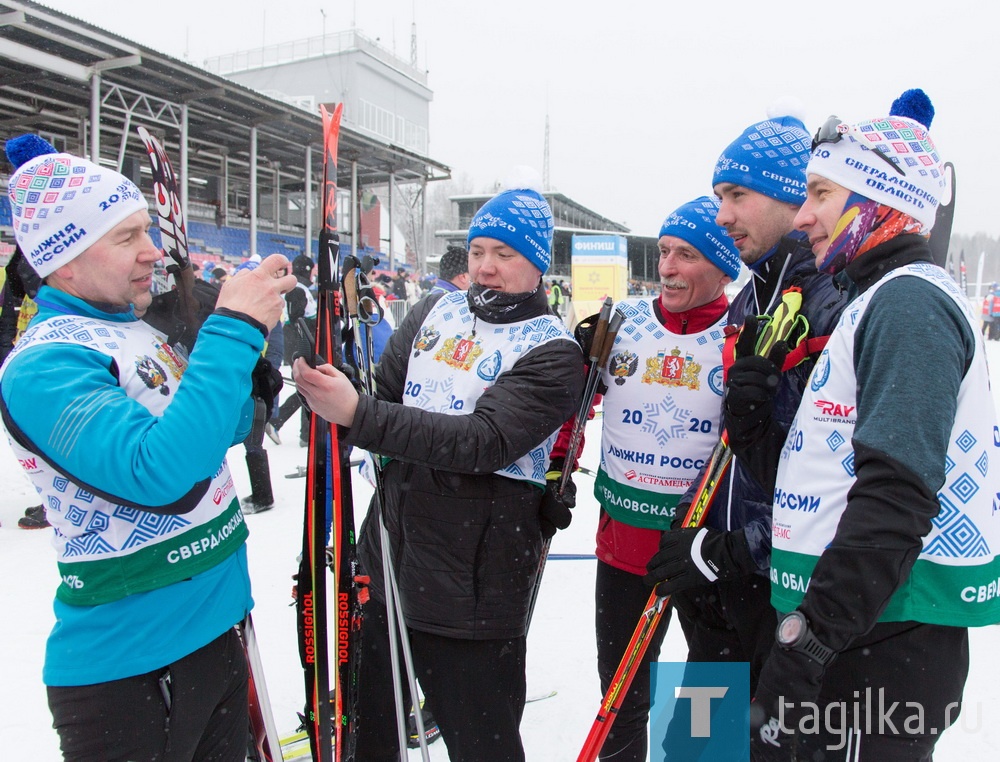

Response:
(527, 690), (557, 703)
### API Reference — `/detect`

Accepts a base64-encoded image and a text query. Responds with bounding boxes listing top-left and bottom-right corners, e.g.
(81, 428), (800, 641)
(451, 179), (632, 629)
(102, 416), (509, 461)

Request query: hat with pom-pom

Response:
(713, 100), (811, 204)
(5, 134), (148, 277)
(467, 166), (554, 273)
(658, 196), (741, 280)
(804, 89), (944, 229)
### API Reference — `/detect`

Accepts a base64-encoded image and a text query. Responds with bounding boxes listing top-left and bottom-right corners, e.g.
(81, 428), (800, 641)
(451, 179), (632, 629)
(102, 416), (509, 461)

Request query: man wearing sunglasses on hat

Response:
(744, 90), (1000, 760)
(646, 108), (848, 695)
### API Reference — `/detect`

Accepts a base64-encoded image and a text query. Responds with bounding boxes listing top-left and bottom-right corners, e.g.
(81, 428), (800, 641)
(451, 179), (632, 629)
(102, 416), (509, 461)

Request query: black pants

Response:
(48, 628), (248, 762)
(595, 561), (672, 762)
(355, 596), (527, 762)
(750, 622), (969, 762)
(673, 573), (776, 695)
(274, 394), (309, 442)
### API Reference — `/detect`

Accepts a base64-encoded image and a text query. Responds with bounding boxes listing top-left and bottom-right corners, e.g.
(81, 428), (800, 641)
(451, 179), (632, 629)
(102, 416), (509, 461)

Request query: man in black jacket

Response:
(295, 178), (583, 762)
(646, 109), (847, 692)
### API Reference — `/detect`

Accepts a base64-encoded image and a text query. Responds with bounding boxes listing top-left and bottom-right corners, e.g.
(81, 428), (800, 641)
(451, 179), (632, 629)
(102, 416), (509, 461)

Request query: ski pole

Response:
(526, 302), (620, 632)
(559, 297), (614, 495)
(342, 256), (432, 762)
(577, 286), (811, 761)
(575, 431), (732, 762)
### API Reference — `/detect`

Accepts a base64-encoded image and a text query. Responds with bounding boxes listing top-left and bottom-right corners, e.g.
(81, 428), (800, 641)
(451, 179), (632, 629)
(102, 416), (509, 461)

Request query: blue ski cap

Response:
(467, 167), (553, 274)
(658, 196), (741, 280)
(713, 104), (811, 205)
(5, 134), (147, 278)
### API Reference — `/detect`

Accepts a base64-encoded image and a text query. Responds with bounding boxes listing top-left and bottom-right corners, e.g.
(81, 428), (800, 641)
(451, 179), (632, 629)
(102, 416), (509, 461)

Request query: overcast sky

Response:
(39, 0), (1000, 240)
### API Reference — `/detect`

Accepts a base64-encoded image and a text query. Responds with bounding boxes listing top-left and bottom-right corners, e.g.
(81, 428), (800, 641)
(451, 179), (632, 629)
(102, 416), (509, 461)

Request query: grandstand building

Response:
(0, 0), (449, 272)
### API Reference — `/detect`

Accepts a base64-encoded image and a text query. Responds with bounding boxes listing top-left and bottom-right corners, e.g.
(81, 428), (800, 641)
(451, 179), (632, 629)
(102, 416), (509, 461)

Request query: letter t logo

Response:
(675, 686), (728, 737)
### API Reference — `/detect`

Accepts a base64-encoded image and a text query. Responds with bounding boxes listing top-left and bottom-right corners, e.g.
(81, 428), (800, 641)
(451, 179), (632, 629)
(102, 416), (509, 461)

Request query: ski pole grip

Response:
(342, 258), (361, 319)
(598, 311), (624, 370)
(588, 298), (613, 363)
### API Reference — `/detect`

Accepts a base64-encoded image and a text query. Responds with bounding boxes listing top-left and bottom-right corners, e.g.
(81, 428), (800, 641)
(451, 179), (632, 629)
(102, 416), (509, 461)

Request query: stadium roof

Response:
(0, 0), (450, 186)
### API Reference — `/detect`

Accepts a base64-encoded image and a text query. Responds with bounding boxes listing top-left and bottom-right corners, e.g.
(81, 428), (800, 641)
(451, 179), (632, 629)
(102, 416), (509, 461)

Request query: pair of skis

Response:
(294, 102), (368, 762)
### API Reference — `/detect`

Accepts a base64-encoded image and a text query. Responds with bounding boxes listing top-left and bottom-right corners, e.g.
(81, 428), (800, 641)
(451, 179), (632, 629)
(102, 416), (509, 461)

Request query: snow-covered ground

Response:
(2, 347), (1000, 760)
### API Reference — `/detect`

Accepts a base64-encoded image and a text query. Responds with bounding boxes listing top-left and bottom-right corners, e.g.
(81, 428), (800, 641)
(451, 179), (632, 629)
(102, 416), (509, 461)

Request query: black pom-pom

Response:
(890, 89), (934, 129)
(5, 134), (58, 169)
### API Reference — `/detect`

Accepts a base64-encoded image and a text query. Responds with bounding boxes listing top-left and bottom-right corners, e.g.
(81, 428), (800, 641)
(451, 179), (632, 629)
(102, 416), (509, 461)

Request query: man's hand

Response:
(216, 254), (296, 329)
(750, 643), (827, 755)
(644, 527), (754, 596)
(724, 314), (789, 434)
(292, 357), (360, 427)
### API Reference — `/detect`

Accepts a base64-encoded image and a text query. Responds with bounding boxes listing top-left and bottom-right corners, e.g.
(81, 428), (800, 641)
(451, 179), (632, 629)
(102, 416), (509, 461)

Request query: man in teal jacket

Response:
(1, 134), (294, 761)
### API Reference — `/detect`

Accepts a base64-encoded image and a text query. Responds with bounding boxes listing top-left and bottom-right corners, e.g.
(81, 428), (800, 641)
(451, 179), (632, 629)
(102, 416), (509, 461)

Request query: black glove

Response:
(540, 458), (576, 539)
(725, 315), (788, 429)
(751, 640), (827, 755)
(573, 313), (609, 394)
(724, 317), (791, 494)
(573, 312), (601, 357)
(644, 527), (754, 596)
(251, 357), (283, 420)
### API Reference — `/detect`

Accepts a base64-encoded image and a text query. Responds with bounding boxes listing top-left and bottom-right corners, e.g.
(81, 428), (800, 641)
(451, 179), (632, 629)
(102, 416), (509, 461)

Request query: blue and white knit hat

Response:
(658, 196), (741, 280)
(805, 89), (944, 229)
(467, 167), (554, 274)
(5, 134), (148, 278)
(713, 102), (811, 204)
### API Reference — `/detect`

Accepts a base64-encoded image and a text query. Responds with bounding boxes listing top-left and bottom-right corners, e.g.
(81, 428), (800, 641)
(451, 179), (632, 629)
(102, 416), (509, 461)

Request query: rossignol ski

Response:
(295, 101), (366, 762)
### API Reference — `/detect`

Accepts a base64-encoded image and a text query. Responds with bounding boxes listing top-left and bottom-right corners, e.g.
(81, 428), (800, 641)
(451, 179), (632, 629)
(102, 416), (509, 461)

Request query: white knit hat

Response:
(805, 90), (945, 229)
(6, 134), (148, 277)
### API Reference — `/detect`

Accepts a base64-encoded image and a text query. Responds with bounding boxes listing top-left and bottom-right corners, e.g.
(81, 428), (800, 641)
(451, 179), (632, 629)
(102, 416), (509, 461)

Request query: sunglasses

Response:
(812, 115), (905, 177)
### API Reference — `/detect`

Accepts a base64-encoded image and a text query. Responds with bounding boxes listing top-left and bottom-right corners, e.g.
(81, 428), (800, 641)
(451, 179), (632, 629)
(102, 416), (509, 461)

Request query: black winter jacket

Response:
(347, 287), (584, 639)
(703, 233), (848, 571)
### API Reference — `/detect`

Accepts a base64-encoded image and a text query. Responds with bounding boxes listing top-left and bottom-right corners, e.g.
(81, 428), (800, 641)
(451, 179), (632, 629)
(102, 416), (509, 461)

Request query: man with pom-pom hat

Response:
(1, 134), (296, 759)
(293, 169), (584, 761)
(645, 105), (849, 701)
(742, 90), (1000, 759)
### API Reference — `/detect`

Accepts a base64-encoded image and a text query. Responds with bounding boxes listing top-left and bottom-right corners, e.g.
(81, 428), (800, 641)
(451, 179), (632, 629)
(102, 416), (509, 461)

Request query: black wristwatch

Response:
(775, 610), (835, 666)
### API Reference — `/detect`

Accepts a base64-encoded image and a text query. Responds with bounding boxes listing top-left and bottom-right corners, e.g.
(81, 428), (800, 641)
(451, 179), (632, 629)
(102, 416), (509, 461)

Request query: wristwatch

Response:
(775, 610), (835, 666)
